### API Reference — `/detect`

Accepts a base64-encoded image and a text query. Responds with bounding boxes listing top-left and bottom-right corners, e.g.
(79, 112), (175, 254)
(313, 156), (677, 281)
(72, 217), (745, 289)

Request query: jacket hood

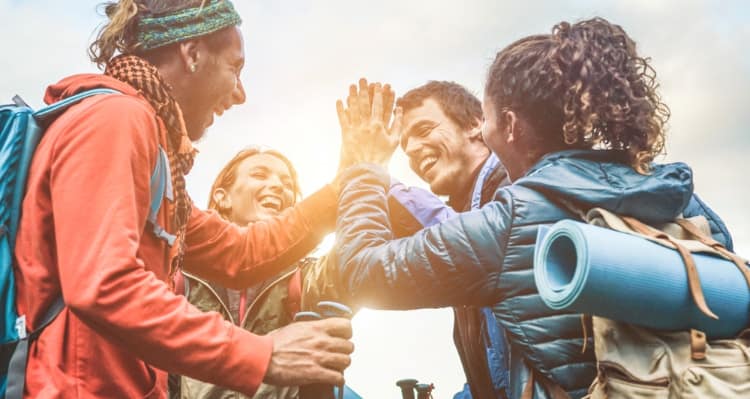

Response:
(44, 74), (138, 105)
(515, 150), (694, 223)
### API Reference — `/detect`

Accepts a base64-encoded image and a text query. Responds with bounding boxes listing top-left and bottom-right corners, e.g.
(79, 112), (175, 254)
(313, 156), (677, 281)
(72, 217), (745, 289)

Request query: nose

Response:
(232, 77), (246, 105)
(266, 174), (283, 193)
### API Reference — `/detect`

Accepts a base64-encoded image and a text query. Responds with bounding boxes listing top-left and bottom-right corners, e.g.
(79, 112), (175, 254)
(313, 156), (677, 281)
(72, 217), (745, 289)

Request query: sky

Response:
(2, 1), (749, 397)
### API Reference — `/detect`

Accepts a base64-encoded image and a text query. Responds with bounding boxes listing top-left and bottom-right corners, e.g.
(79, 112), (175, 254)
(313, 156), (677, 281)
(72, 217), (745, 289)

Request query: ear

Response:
(502, 110), (519, 144)
(212, 188), (232, 211)
(178, 39), (201, 74)
(467, 117), (484, 142)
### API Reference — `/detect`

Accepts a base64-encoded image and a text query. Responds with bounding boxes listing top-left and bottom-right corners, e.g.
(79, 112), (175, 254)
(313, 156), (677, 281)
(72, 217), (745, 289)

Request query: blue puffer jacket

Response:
(335, 150), (733, 399)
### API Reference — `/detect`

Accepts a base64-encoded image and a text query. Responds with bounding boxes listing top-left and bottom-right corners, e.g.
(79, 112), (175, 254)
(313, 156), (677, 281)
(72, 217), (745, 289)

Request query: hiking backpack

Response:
(536, 205), (750, 398)
(0, 89), (172, 399)
(580, 210), (750, 398)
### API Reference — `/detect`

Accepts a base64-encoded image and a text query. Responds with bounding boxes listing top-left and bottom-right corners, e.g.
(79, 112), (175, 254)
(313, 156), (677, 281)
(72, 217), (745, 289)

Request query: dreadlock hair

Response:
(89, 0), (232, 69)
(208, 147), (302, 220)
(485, 17), (670, 174)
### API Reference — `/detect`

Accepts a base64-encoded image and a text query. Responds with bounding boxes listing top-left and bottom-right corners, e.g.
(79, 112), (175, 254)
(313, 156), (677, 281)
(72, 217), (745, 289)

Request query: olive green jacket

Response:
(180, 255), (343, 399)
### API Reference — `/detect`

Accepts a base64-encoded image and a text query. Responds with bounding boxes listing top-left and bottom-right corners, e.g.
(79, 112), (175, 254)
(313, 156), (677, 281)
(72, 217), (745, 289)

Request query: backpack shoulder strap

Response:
(148, 145), (175, 246)
(5, 297), (64, 399)
(33, 88), (121, 124)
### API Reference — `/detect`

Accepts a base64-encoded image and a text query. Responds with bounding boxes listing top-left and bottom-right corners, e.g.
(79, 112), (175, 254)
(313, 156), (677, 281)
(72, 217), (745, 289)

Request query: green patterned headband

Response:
(137, 0), (242, 51)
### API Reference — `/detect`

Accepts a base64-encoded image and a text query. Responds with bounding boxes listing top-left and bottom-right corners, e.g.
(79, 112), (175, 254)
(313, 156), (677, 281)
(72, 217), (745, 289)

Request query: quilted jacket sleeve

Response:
(335, 164), (510, 310)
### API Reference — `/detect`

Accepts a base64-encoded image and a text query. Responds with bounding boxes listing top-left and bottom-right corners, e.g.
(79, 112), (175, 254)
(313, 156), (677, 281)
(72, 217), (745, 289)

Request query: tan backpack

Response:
(577, 209), (750, 399)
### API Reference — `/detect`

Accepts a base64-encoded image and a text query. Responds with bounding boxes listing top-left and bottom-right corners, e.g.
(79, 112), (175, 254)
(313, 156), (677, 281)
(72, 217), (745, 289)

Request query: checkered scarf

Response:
(105, 54), (196, 274)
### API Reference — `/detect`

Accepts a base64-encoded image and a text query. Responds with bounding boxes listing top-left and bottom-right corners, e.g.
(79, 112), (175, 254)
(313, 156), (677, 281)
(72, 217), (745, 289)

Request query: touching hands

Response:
(336, 78), (402, 170)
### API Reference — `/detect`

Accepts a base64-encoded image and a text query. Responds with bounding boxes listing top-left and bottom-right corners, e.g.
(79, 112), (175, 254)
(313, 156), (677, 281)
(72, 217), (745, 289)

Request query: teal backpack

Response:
(0, 89), (173, 399)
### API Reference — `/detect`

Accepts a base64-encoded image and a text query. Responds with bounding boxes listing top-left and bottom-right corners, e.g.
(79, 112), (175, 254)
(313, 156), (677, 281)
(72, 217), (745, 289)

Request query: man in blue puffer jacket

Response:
(333, 18), (735, 399)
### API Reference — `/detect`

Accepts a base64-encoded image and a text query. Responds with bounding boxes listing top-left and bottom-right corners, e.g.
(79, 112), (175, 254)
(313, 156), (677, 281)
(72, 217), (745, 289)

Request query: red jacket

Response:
(13, 75), (336, 398)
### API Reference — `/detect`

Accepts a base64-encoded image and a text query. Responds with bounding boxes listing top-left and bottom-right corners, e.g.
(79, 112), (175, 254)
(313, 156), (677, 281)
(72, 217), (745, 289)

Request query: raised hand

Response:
(263, 318), (354, 386)
(336, 78), (402, 169)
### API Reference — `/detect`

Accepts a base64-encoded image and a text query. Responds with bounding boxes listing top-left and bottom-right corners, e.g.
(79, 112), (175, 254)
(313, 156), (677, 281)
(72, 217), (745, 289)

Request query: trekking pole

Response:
(316, 301), (353, 399)
(415, 383), (435, 399)
(293, 311), (332, 399)
(294, 302), (353, 399)
(396, 378), (418, 399)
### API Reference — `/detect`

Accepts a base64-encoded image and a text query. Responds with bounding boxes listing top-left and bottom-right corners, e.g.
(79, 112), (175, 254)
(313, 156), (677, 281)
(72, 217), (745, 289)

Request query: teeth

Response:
(259, 196), (282, 211)
(419, 156), (438, 175)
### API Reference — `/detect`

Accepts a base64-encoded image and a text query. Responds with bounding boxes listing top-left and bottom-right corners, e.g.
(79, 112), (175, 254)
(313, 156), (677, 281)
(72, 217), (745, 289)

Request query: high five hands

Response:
(336, 78), (402, 170)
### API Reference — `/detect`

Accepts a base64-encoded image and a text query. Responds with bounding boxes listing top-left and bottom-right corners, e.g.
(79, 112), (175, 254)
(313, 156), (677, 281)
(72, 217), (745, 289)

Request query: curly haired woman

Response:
(333, 18), (734, 399)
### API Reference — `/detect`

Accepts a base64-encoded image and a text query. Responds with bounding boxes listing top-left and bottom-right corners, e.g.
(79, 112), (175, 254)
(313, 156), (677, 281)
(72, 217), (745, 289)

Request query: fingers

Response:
(389, 106), (404, 140)
(383, 84), (395, 126)
(370, 83), (384, 126)
(336, 99), (349, 130)
(319, 317), (353, 339)
(342, 78), (395, 127)
(346, 84), (359, 126)
(368, 82), (376, 109)
(325, 336), (355, 355)
(310, 368), (346, 386)
(357, 78), (370, 122)
(319, 352), (352, 372)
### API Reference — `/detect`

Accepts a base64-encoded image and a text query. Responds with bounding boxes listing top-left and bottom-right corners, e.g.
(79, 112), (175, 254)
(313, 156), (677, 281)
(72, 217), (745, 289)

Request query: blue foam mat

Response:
(534, 220), (750, 338)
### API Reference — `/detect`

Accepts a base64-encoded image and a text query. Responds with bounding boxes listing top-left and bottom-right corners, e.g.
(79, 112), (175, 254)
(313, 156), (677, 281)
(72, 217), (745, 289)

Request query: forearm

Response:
(335, 164), (506, 310)
(62, 260), (272, 396)
(184, 184), (338, 288)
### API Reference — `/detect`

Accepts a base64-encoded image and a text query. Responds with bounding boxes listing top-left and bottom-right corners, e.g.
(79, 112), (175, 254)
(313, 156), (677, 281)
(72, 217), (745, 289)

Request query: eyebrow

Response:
(401, 120), (440, 149)
(248, 165), (269, 173)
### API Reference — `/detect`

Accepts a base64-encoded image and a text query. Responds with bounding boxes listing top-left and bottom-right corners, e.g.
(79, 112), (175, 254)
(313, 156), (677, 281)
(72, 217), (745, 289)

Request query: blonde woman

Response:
(180, 147), (353, 399)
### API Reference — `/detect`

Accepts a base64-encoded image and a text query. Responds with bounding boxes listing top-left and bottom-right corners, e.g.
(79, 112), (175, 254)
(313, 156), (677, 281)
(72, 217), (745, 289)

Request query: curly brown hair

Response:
(485, 17), (670, 173)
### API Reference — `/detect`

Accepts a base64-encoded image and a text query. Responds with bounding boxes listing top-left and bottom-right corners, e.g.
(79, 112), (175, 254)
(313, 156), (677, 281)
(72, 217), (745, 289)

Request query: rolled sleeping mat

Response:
(533, 220), (750, 339)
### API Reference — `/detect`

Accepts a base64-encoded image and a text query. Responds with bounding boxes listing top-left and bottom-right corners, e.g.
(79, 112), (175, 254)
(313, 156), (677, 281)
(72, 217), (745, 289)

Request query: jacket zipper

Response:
(182, 272), (236, 325)
(241, 267), (299, 328)
(598, 361), (670, 388)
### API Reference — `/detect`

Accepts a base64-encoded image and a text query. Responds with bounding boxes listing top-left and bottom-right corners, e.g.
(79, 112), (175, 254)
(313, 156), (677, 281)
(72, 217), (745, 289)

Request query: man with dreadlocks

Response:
(12, 1), (355, 398)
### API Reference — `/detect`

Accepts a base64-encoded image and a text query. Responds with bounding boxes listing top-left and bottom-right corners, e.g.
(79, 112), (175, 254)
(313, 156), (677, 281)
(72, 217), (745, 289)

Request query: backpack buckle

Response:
(15, 315), (27, 339)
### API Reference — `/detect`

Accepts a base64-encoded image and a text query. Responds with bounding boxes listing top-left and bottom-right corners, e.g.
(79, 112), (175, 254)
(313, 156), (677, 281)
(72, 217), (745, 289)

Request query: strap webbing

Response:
(5, 297), (64, 399)
(620, 216), (719, 320)
(148, 146), (175, 246)
(674, 219), (750, 292)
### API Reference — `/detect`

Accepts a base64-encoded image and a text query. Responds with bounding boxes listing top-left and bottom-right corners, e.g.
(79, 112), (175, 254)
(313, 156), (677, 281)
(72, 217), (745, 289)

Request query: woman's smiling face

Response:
(222, 153), (296, 225)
